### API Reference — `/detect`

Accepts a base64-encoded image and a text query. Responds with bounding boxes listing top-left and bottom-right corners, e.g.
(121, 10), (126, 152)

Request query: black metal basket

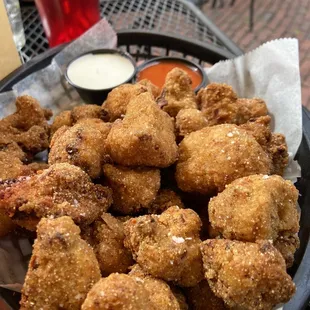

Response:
(0, 31), (309, 310)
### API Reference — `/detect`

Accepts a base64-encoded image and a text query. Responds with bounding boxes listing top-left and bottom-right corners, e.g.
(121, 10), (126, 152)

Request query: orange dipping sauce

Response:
(137, 60), (203, 90)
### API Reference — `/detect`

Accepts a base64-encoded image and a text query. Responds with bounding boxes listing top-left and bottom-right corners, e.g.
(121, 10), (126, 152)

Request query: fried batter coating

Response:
(138, 79), (161, 99)
(175, 108), (208, 137)
(208, 174), (299, 267)
(0, 163), (111, 230)
(49, 119), (111, 179)
(102, 83), (148, 121)
(0, 95), (52, 154)
(197, 83), (267, 126)
(50, 110), (72, 137)
(124, 206), (203, 287)
(148, 189), (184, 214)
(129, 264), (188, 310)
(20, 216), (101, 310)
(200, 239), (295, 310)
(159, 68), (197, 117)
(176, 125), (271, 195)
(84, 213), (134, 276)
(103, 164), (160, 214)
(106, 92), (178, 167)
(184, 280), (226, 310)
(81, 273), (155, 310)
(240, 116), (289, 175)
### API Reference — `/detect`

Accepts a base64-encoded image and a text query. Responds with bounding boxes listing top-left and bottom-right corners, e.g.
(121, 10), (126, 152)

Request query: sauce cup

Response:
(135, 56), (208, 92)
(65, 49), (136, 105)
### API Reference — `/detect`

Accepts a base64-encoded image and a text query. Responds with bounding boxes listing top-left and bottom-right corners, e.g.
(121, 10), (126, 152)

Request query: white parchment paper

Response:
(0, 30), (303, 310)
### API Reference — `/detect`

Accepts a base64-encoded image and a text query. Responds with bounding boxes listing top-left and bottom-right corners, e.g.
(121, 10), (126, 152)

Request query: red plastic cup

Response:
(35, 0), (100, 47)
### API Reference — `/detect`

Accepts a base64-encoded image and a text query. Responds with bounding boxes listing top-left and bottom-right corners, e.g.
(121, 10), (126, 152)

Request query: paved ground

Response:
(200, 0), (310, 109)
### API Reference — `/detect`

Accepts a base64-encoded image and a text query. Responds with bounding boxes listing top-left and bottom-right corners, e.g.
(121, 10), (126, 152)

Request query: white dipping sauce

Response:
(67, 53), (135, 90)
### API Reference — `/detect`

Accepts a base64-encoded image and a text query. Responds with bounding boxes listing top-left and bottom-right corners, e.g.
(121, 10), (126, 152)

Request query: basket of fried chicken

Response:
(0, 68), (299, 310)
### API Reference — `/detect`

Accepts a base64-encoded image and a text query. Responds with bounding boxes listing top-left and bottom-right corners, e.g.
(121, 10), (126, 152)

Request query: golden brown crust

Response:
(124, 206), (203, 287)
(147, 189), (184, 214)
(81, 273), (155, 310)
(138, 79), (161, 99)
(0, 96), (52, 154)
(160, 68), (197, 117)
(50, 110), (72, 137)
(200, 239), (296, 310)
(129, 264), (187, 310)
(71, 104), (106, 123)
(175, 108), (208, 137)
(84, 213), (134, 276)
(102, 83), (149, 121)
(106, 92), (178, 167)
(49, 120), (111, 179)
(103, 164), (161, 214)
(176, 125), (271, 195)
(20, 216), (101, 310)
(184, 280), (226, 310)
(208, 174), (300, 267)
(197, 83), (267, 126)
(0, 163), (111, 230)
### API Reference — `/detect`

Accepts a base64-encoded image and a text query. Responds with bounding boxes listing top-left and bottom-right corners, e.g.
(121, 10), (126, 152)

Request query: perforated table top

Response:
(20, 0), (242, 63)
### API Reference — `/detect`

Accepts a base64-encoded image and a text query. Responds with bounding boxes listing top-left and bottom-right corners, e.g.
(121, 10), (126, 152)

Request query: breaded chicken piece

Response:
(83, 213), (134, 276)
(147, 189), (184, 214)
(81, 273), (155, 310)
(103, 164), (160, 214)
(50, 105), (108, 137)
(175, 108), (208, 138)
(176, 125), (271, 195)
(240, 116), (289, 175)
(200, 239), (295, 310)
(184, 280), (226, 310)
(197, 83), (267, 126)
(138, 79), (161, 99)
(129, 264), (188, 310)
(159, 68), (197, 117)
(49, 119), (111, 179)
(124, 206), (203, 287)
(102, 83), (148, 121)
(50, 110), (72, 137)
(0, 95), (52, 154)
(0, 163), (111, 231)
(106, 92), (178, 167)
(20, 217), (101, 310)
(208, 174), (299, 267)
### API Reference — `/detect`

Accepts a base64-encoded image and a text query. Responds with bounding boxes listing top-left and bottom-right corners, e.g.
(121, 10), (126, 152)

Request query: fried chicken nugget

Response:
(50, 110), (73, 137)
(49, 119), (111, 179)
(103, 164), (160, 214)
(0, 163), (111, 230)
(197, 83), (267, 126)
(159, 68), (197, 117)
(184, 280), (226, 310)
(175, 108), (208, 138)
(83, 213), (134, 276)
(124, 206), (203, 287)
(129, 264), (188, 310)
(81, 273), (155, 310)
(176, 124), (271, 195)
(106, 92), (178, 167)
(0, 95), (52, 154)
(240, 116), (289, 175)
(147, 189), (184, 214)
(208, 174), (299, 267)
(102, 83), (149, 121)
(0, 211), (15, 237)
(20, 216), (101, 310)
(138, 79), (161, 99)
(200, 239), (296, 310)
